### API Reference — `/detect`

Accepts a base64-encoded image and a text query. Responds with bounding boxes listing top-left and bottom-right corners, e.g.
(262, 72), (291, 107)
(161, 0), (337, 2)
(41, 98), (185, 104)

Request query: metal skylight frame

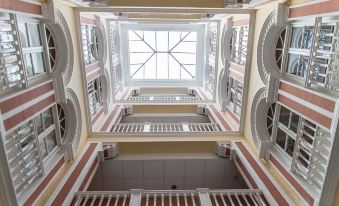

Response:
(120, 23), (205, 86)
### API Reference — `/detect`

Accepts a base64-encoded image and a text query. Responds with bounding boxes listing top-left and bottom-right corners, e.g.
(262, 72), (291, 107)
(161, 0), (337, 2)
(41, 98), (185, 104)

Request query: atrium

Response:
(0, 0), (339, 205)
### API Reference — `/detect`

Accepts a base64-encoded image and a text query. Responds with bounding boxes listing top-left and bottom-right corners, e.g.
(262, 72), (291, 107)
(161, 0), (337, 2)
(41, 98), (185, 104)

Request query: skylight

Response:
(128, 30), (197, 80)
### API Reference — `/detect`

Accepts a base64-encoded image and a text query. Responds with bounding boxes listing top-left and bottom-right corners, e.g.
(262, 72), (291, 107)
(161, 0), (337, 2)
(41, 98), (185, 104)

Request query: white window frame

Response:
(120, 23), (205, 87)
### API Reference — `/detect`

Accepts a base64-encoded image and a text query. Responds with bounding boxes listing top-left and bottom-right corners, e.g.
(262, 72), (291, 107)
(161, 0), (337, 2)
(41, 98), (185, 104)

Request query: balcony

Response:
(73, 188), (266, 206)
(111, 122), (222, 134)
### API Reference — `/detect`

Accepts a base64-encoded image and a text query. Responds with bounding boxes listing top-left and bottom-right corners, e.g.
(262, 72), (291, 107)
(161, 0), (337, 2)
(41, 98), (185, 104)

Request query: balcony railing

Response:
(128, 95), (201, 102)
(0, 13), (26, 93)
(306, 18), (339, 91)
(73, 189), (266, 206)
(209, 189), (265, 206)
(111, 123), (221, 134)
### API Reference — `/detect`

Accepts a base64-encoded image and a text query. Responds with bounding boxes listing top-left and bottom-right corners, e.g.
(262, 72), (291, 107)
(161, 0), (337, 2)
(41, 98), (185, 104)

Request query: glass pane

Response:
(279, 106), (290, 127)
(276, 128), (287, 150)
(290, 112), (299, 133)
(27, 23), (41, 47)
(21, 135), (33, 150)
(34, 115), (44, 135)
(286, 54), (299, 76)
(24, 54), (34, 77)
(286, 137), (295, 156)
(303, 27), (314, 49)
(42, 108), (54, 129)
(39, 138), (47, 159)
(18, 23), (29, 48)
(46, 130), (57, 153)
(31, 52), (45, 75)
(290, 27), (303, 48)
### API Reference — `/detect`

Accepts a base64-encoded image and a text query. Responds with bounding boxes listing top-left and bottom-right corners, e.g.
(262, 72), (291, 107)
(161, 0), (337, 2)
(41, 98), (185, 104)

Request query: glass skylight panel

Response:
(128, 30), (197, 80)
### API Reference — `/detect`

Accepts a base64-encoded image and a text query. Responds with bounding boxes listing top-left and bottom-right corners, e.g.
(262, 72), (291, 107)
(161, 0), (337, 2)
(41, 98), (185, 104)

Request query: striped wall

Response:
(277, 80), (336, 129)
(229, 62), (245, 84)
(289, 0), (339, 19)
(100, 105), (122, 132)
(80, 16), (97, 26)
(23, 156), (65, 206)
(234, 142), (293, 206)
(209, 105), (232, 131)
(0, 81), (56, 132)
(86, 62), (101, 83)
(232, 17), (250, 27)
(0, 0), (42, 16)
(48, 143), (99, 206)
(268, 152), (314, 206)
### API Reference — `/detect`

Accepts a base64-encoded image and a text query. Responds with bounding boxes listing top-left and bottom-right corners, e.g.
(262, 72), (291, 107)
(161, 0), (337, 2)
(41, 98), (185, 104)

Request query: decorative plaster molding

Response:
(257, 10), (285, 85)
(250, 87), (273, 159)
(62, 88), (82, 157)
(221, 18), (233, 66)
(47, 9), (74, 85)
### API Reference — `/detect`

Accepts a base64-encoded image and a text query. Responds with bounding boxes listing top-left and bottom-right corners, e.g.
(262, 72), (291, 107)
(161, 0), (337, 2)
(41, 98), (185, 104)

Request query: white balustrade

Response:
(128, 95), (201, 102)
(111, 122), (221, 134)
(74, 189), (265, 206)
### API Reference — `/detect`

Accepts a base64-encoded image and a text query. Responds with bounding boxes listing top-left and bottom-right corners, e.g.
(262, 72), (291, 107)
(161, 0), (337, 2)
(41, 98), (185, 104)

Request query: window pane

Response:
(39, 138), (47, 159)
(276, 128), (286, 150)
(18, 23), (29, 48)
(46, 130), (57, 153)
(129, 29), (197, 80)
(303, 27), (314, 49)
(290, 27), (303, 48)
(31, 52), (45, 75)
(42, 108), (54, 129)
(24, 54), (34, 77)
(279, 106), (290, 127)
(286, 137), (295, 156)
(34, 115), (44, 135)
(286, 54), (299, 75)
(290, 112), (299, 133)
(27, 23), (41, 47)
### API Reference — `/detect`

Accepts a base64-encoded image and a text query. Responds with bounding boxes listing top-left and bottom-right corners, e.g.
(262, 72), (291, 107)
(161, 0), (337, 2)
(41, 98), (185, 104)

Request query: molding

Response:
(257, 10), (285, 85)
(250, 87), (273, 159)
(99, 19), (108, 67)
(63, 88), (82, 155)
(55, 9), (74, 85)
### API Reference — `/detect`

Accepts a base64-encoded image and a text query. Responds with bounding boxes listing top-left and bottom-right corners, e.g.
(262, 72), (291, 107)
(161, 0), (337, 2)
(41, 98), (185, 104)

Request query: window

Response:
(34, 108), (57, 159)
(4, 105), (62, 195)
(82, 25), (99, 65)
(275, 106), (300, 157)
(286, 53), (308, 78)
(88, 77), (103, 115)
(225, 76), (243, 116)
(18, 21), (46, 77)
(230, 25), (248, 65)
(0, 12), (24, 90)
(57, 104), (66, 140)
(128, 30), (197, 80)
(45, 26), (56, 70)
(206, 65), (216, 91)
(267, 103), (276, 137)
(275, 29), (286, 71)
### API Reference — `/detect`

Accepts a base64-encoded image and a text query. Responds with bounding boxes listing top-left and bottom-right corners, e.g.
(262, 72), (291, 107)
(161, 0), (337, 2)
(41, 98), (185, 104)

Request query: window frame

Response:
(120, 23), (205, 87)
(17, 16), (52, 80)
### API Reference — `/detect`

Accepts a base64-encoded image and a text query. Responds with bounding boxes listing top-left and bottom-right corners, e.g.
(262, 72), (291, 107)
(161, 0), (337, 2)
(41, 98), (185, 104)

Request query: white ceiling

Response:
(88, 156), (248, 191)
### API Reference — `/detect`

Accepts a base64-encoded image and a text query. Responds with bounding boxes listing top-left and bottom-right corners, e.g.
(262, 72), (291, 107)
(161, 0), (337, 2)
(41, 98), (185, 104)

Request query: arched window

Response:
(267, 103), (276, 137)
(45, 26), (57, 71)
(275, 29), (286, 71)
(57, 104), (66, 140)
